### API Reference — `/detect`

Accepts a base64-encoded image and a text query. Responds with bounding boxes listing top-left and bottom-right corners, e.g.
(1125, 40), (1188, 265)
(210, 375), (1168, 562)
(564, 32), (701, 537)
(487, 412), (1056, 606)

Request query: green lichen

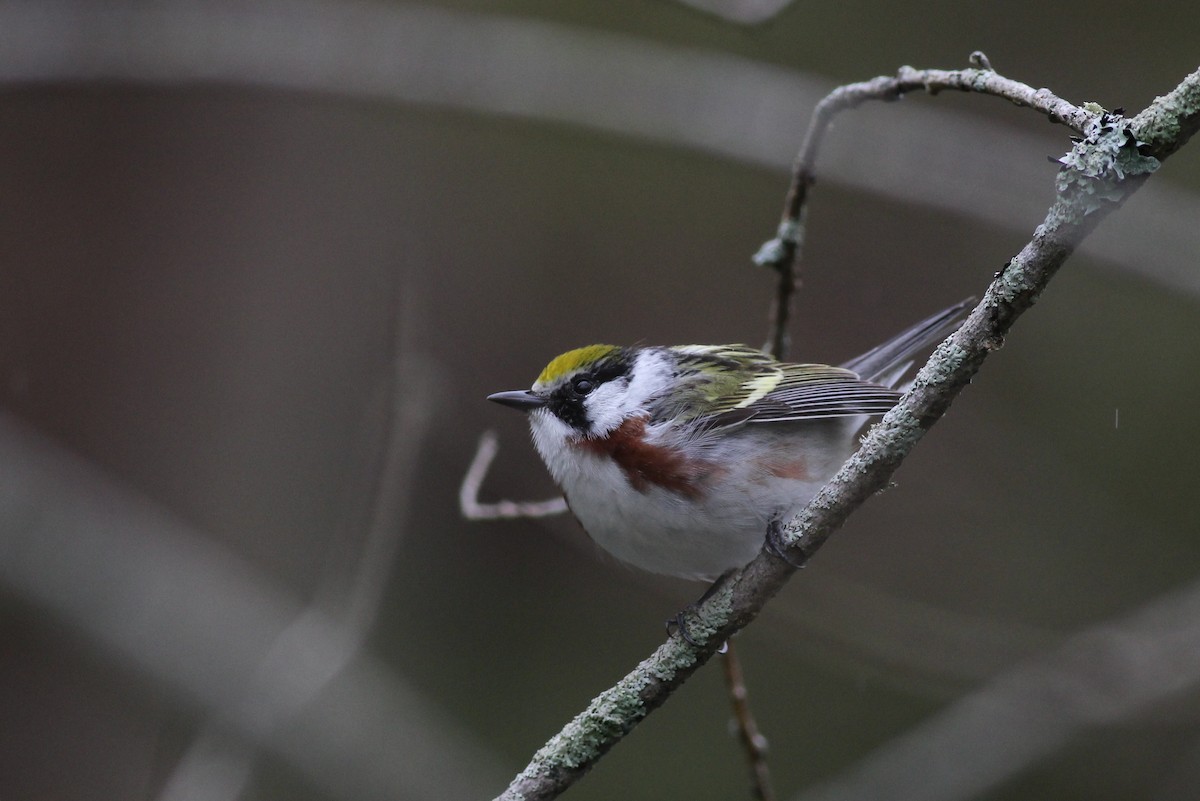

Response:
(1135, 99), (1183, 145)
(752, 220), (801, 267)
(1054, 110), (1160, 217)
(912, 339), (969, 388)
(526, 681), (651, 772)
(1131, 67), (1200, 153)
(514, 631), (711, 783)
(871, 406), (924, 453)
(992, 256), (1036, 303)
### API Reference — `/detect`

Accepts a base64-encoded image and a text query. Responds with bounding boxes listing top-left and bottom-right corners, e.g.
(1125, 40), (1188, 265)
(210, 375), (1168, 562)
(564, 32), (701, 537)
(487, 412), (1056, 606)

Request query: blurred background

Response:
(1, 2), (1198, 800)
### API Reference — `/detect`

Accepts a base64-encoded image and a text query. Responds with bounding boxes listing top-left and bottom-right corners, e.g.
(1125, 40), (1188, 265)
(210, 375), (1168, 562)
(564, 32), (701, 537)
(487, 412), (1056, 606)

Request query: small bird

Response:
(488, 299), (972, 581)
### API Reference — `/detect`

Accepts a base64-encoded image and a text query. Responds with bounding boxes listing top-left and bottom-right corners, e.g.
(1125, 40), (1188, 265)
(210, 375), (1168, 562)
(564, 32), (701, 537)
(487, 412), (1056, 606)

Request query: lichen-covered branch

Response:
(496, 64), (1200, 801)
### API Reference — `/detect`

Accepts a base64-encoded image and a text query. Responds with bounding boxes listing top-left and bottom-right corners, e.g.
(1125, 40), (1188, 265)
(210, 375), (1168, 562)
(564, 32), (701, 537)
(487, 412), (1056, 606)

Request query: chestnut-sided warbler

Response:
(488, 299), (971, 581)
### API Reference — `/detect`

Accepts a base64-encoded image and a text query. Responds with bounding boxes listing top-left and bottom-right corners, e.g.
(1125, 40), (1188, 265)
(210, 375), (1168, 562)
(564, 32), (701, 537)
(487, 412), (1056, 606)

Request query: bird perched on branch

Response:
(489, 298), (972, 581)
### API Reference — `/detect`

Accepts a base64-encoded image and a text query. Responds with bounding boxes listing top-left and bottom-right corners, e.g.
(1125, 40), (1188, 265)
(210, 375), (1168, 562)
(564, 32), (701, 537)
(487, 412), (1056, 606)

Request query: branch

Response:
(723, 641), (776, 801)
(495, 63), (1200, 801)
(460, 431), (569, 520)
(756, 52), (1095, 359)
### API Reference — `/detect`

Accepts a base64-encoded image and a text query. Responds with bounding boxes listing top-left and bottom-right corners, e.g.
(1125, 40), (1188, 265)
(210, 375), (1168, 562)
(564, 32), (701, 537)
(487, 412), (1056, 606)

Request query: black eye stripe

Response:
(592, 358), (631, 384)
(546, 350), (634, 434)
(548, 388), (589, 431)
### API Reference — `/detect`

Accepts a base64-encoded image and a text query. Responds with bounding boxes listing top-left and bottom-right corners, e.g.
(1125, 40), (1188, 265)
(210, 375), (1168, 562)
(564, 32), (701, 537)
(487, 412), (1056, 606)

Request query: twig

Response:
(460, 431), (569, 520)
(722, 641), (776, 801)
(756, 51), (1096, 359)
(494, 64), (1200, 801)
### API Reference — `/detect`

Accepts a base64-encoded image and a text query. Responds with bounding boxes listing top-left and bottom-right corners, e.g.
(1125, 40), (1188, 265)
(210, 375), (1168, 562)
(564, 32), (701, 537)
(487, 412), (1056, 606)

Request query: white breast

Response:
(529, 410), (853, 580)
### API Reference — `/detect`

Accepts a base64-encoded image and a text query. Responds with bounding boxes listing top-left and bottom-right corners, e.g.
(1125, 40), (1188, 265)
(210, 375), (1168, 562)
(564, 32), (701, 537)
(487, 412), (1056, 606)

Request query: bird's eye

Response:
(572, 377), (595, 395)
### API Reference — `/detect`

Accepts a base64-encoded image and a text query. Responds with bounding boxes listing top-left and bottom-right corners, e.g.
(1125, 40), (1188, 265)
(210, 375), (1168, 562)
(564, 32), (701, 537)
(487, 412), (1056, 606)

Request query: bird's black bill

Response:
(487, 390), (546, 411)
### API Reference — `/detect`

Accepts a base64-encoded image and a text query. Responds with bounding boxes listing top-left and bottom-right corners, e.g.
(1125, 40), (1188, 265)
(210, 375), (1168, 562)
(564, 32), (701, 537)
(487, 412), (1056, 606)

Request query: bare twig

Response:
(495, 64), (1200, 801)
(722, 641), (776, 801)
(755, 52), (1095, 359)
(460, 431), (569, 520)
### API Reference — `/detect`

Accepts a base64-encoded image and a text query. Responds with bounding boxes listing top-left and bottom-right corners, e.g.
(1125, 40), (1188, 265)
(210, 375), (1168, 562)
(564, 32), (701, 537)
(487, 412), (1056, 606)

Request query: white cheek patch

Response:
(582, 349), (673, 436)
(627, 350), (673, 401)
(580, 380), (628, 435)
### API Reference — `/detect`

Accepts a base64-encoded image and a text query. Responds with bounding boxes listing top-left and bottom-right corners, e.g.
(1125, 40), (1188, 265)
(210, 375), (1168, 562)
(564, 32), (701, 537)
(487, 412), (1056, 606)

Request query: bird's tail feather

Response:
(841, 297), (974, 388)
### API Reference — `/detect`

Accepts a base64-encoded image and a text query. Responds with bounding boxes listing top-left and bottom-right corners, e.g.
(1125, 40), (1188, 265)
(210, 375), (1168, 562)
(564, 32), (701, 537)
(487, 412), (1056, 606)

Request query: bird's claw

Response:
(765, 518), (809, 569)
(665, 608), (701, 646)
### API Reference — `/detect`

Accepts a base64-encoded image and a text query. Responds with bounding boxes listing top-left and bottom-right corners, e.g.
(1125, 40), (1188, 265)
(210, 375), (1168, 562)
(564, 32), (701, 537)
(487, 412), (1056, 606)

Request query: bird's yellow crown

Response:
(535, 344), (619, 386)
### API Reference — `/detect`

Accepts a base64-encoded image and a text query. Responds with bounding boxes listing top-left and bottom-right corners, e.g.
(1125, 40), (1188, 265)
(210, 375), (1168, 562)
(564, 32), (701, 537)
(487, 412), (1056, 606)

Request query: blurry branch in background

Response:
(156, 292), (436, 800)
(792, 574), (1200, 801)
(767, 573), (1057, 695)
(671, 0), (798, 24)
(495, 64), (1200, 801)
(2, 1), (1199, 298)
(0, 411), (507, 801)
(317, 293), (440, 637)
(460, 431), (569, 520)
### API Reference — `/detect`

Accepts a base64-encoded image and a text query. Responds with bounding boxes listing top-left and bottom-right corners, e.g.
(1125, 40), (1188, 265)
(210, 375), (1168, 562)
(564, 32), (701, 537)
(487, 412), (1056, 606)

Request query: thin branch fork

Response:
(758, 52), (1095, 359)
(460, 431), (568, 520)
(496, 62), (1200, 801)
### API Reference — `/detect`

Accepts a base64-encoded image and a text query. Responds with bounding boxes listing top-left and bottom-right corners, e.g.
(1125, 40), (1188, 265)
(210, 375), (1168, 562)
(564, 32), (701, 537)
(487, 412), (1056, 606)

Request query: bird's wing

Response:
(656, 345), (900, 428)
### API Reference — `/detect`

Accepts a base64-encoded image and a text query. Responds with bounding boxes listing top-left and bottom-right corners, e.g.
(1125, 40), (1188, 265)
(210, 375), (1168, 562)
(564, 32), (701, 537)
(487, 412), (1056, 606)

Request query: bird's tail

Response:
(841, 297), (974, 388)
